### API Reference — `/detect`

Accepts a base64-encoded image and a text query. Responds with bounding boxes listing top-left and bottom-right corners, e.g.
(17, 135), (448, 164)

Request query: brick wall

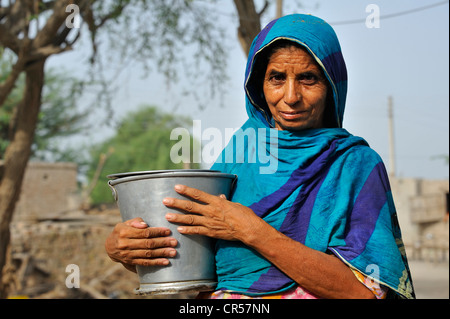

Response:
(9, 213), (141, 298)
(13, 162), (80, 222)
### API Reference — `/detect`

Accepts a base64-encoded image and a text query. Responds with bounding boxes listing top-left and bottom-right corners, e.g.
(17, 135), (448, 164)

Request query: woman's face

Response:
(263, 46), (328, 131)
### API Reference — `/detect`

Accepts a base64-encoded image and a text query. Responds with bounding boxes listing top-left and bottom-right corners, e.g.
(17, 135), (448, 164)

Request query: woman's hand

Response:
(104, 217), (178, 271)
(162, 184), (264, 243)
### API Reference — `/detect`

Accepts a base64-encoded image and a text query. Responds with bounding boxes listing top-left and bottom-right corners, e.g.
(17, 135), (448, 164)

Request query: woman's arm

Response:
(163, 184), (375, 299)
(242, 220), (375, 299)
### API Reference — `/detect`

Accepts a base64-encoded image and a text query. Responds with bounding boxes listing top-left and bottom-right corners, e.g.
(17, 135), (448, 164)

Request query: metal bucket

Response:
(107, 169), (236, 295)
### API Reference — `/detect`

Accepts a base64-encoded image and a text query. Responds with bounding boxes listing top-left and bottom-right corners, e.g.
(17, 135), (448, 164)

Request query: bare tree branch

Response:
(259, 0), (269, 17)
(79, 0), (130, 64)
(0, 24), (21, 53)
(96, 1), (128, 30)
(52, 25), (73, 46)
(34, 0), (72, 48)
(0, 6), (11, 20)
(27, 44), (74, 63)
(0, 38), (32, 107)
(0, 58), (24, 107)
(3, 0), (28, 37)
(233, 0), (262, 55)
(37, 0), (57, 13)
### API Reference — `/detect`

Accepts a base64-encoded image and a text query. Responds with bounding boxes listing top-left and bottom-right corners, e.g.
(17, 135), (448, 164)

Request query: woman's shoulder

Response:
(331, 137), (391, 189)
(349, 142), (382, 160)
(337, 136), (385, 169)
(328, 129), (384, 163)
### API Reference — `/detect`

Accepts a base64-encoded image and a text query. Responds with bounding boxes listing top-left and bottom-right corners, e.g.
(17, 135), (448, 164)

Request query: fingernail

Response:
(140, 222), (147, 226)
(177, 227), (185, 233)
(169, 250), (177, 257)
(166, 213), (174, 220)
(174, 184), (183, 191)
(162, 198), (172, 205)
(170, 239), (177, 246)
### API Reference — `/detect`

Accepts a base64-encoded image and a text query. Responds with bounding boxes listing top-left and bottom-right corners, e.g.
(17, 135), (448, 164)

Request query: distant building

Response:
(11, 161), (80, 222)
(391, 177), (449, 262)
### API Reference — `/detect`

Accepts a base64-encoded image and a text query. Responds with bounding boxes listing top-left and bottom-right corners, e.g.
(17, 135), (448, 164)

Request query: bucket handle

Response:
(108, 180), (118, 202)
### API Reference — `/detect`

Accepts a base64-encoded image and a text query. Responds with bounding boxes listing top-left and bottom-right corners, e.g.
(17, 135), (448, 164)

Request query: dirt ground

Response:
(409, 260), (449, 299)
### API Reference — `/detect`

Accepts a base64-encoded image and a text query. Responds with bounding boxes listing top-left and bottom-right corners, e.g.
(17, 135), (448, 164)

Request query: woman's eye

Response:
(299, 73), (318, 85)
(270, 74), (285, 82)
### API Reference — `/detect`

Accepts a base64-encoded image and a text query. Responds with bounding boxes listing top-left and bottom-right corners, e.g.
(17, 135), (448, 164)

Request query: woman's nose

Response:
(283, 80), (301, 106)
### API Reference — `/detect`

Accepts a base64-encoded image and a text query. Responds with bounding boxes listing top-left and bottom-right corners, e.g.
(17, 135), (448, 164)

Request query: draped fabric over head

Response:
(211, 14), (414, 299)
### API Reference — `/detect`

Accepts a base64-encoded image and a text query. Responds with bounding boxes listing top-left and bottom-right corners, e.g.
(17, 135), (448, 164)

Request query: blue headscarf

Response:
(211, 14), (414, 299)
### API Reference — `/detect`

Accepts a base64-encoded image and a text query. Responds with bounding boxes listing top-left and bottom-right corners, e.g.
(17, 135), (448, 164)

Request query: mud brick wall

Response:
(10, 214), (141, 298)
(13, 162), (79, 222)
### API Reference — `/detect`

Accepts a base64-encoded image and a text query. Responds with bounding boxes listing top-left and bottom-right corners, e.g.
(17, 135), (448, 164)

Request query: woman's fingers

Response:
(133, 258), (171, 267)
(117, 236), (177, 250)
(129, 248), (177, 259)
(174, 184), (219, 203)
(127, 226), (172, 239)
(124, 248), (178, 266)
(126, 217), (148, 229)
(165, 212), (211, 226)
(163, 197), (205, 214)
(163, 184), (225, 216)
(115, 251), (176, 267)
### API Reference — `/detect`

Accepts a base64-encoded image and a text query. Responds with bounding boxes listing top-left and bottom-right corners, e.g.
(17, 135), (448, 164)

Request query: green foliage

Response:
(88, 105), (199, 204)
(1, 0), (229, 162)
(0, 50), (88, 161)
(33, 70), (88, 161)
(88, 0), (228, 110)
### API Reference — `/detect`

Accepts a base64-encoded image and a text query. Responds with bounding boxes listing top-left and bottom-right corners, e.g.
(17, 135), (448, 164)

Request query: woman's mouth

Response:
(279, 110), (307, 120)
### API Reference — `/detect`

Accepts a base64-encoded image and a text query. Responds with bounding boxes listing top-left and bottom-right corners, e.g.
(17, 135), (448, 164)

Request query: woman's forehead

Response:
(266, 47), (322, 73)
(267, 47), (317, 65)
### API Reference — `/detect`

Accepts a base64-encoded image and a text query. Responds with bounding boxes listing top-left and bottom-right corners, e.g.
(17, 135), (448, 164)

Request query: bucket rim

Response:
(107, 169), (219, 180)
(108, 169), (237, 186)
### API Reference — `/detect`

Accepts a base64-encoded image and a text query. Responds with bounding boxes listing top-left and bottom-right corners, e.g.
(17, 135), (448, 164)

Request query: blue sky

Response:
(48, 0), (449, 179)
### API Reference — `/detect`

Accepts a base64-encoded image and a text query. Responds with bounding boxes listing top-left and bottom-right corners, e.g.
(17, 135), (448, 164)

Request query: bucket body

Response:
(108, 169), (236, 295)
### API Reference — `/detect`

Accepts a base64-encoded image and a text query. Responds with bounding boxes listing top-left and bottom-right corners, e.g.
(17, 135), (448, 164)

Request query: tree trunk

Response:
(276, 0), (283, 19)
(233, 0), (263, 55)
(0, 59), (46, 298)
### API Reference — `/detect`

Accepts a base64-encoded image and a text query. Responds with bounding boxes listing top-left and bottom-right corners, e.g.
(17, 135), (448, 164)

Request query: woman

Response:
(105, 14), (415, 299)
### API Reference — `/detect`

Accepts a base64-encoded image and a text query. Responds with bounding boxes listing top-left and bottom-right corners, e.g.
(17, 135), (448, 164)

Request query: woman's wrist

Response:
(238, 216), (280, 253)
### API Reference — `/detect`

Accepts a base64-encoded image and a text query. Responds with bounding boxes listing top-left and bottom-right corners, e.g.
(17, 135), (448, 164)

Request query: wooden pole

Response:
(388, 96), (396, 177)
